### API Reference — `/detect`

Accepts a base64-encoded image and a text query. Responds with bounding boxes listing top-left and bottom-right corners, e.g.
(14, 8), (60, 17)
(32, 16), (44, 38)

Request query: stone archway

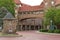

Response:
(18, 18), (43, 31)
(22, 25), (25, 31)
(31, 25), (34, 30)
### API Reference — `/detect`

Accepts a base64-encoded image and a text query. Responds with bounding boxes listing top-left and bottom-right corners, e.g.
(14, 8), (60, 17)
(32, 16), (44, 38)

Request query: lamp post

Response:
(50, 20), (53, 26)
(50, 20), (54, 30)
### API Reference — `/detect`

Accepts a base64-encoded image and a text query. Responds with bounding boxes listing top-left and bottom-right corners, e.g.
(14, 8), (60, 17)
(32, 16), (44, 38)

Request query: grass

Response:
(0, 32), (23, 37)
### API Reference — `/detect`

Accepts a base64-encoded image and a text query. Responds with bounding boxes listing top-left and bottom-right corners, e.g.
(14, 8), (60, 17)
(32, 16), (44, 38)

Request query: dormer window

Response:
(45, 2), (48, 6)
(51, 1), (54, 5)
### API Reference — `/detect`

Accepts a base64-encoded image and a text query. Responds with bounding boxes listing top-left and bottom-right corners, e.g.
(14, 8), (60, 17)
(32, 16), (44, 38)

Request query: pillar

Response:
(25, 25), (27, 31)
(29, 25), (31, 30)
(21, 25), (23, 31)
(34, 25), (35, 30)
(38, 26), (40, 30)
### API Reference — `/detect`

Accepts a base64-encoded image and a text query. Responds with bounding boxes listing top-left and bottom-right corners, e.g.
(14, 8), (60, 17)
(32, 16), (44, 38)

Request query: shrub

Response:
(48, 30), (54, 33)
(39, 29), (48, 32)
(54, 30), (60, 33)
(39, 29), (60, 33)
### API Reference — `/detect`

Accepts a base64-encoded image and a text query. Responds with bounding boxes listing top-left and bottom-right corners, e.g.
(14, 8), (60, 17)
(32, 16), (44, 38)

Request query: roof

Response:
(3, 12), (15, 19)
(14, 0), (21, 5)
(54, 0), (60, 5)
(14, 0), (60, 12)
(14, 0), (44, 12)
(19, 2), (44, 12)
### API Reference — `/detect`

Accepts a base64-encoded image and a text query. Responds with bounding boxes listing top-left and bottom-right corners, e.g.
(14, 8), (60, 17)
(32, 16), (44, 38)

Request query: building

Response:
(14, 0), (45, 31)
(13, 0), (60, 31)
(2, 0), (60, 32)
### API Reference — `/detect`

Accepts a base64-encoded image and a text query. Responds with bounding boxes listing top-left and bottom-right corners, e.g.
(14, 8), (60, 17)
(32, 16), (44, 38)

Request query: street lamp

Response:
(49, 20), (55, 30)
(50, 20), (53, 25)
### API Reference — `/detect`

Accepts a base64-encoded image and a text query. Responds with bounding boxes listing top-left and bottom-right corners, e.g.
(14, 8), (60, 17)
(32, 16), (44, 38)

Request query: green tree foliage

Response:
(44, 7), (60, 26)
(54, 9), (60, 25)
(0, 0), (15, 15)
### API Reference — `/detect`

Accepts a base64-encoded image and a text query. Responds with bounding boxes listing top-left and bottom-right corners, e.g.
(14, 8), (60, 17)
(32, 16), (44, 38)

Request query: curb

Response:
(36, 31), (60, 35)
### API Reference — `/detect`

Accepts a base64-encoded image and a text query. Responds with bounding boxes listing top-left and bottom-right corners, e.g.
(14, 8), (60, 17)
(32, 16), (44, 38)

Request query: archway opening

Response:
(35, 25), (38, 30)
(31, 25), (34, 30)
(22, 25), (25, 31)
(26, 25), (29, 30)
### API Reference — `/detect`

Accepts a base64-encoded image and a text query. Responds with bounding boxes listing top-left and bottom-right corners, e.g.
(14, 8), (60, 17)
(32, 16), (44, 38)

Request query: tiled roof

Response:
(54, 0), (60, 5)
(19, 2), (44, 12)
(14, 0), (44, 12)
(14, 0), (21, 5)
(14, 0), (60, 11)
(18, 0), (60, 12)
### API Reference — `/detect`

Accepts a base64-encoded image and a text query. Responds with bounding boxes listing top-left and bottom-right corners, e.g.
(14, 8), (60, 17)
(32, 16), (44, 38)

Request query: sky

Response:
(20, 0), (43, 6)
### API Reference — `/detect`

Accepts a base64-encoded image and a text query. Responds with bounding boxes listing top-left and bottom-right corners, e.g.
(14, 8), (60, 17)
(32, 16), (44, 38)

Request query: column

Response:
(21, 25), (23, 31)
(25, 25), (27, 31)
(29, 25), (31, 30)
(34, 25), (35, 30)
(38, 26), (40, 30)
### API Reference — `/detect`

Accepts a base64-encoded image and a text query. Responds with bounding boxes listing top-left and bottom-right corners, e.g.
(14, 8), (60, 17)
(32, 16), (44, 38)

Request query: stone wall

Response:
(2, 19), (17, 33)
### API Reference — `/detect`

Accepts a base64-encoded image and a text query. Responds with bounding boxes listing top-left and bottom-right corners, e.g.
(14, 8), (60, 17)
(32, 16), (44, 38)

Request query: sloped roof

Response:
(54, 0), (60, 5)
(14, 0), (60, 12)
(3, 12), (15, 19)
(14, 0), (44, 12)
(19, 2), (44, 12)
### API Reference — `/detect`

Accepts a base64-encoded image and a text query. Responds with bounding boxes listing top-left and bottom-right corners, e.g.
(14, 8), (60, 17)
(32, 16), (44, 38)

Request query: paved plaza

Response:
(0, 31), (60, 40)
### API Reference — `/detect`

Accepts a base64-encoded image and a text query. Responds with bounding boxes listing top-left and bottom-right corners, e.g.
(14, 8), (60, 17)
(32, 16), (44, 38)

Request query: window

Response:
(28, 12), (30, 14)
(33, 12), (36, 14)
(25, 12), (28, 14)
(19, 12), (22, 15)
(35, 11), (40, 14)
(23, 12), (26, 14)
(51, 1), (54, 5)
(45, 2), (48, 6)
(31, 12), (33, 14)
(40, 11), (43, 14)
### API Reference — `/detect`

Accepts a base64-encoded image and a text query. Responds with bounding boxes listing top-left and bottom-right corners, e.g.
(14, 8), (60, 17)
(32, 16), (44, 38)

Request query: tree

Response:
(0, 0), (16, 34)
(44, 7), (60, 29)
(44, 7), (56, 26)
(0, 0), (15, 16)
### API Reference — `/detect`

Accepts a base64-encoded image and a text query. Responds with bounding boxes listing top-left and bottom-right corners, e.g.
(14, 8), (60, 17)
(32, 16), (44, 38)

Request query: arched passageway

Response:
(17, 18), (43, 31)
(17, 25), (42, 31)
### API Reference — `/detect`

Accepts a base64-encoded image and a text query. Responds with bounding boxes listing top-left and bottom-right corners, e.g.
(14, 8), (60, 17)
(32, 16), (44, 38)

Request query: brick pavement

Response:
(0, 31), (60, 40)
